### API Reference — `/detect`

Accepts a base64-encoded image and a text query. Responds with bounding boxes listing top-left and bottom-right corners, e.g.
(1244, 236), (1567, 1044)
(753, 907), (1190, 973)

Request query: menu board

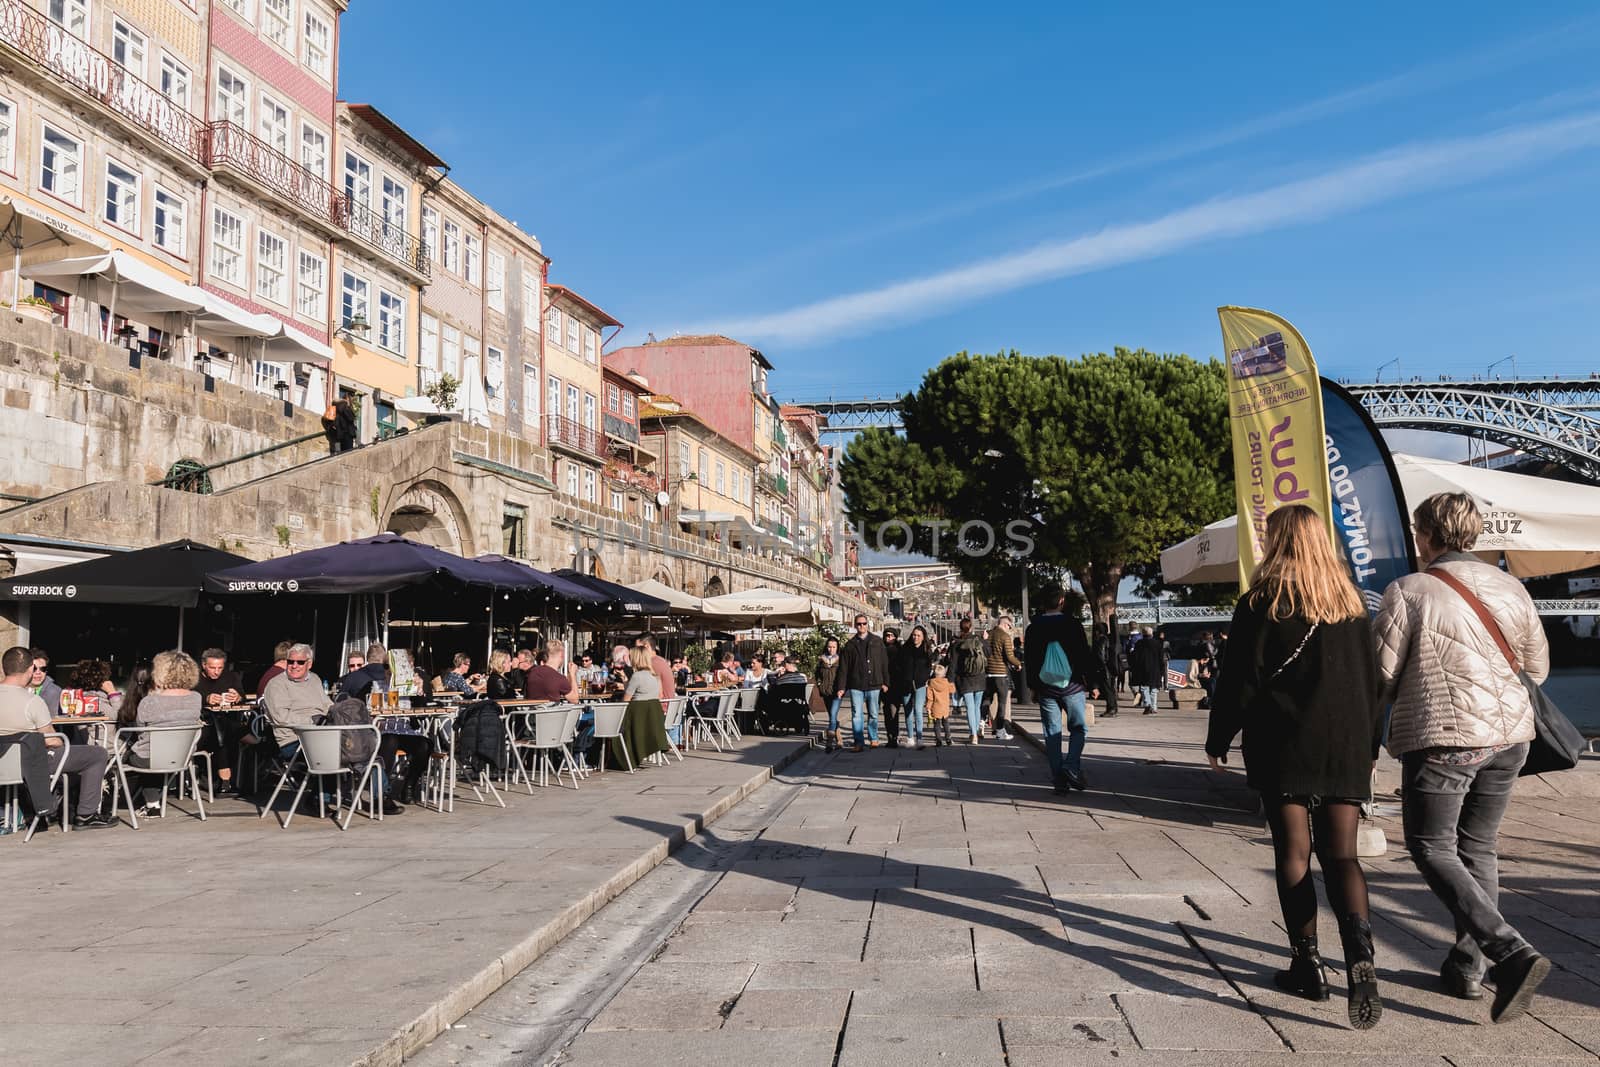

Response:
(388, 649), (420, 695)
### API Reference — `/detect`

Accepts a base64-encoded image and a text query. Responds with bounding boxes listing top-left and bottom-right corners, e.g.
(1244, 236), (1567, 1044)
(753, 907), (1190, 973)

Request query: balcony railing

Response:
(0, 2), (206, 164)
(206, 120), (342, 226)
(757, 471), (781, 498)
(545, 413), (602, 458)
(343, 196), (430, 278)
(206, 121), (428, 277)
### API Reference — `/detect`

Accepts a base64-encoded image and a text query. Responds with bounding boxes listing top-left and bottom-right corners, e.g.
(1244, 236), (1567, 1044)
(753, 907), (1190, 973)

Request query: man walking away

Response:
(984, 617), (1023, 739)
(1024, 587), (1106, 793)
(951, 618), (988, 743)
(1129, 627), (1164, 714)
(839, 615), (889, 753)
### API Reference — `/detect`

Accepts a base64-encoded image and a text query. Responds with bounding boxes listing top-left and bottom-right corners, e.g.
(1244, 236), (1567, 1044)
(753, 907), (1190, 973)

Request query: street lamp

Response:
(1487, 354), (1517, 380)
(273, 378), (291, 418)
(1375, 357), (1400, 383)
(335, 313), (370, 344)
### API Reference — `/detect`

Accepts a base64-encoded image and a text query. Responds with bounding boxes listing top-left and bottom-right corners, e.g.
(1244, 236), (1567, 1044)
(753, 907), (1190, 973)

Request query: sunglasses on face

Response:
(287, 658), (309, 665)
(855, 621), (868, 627)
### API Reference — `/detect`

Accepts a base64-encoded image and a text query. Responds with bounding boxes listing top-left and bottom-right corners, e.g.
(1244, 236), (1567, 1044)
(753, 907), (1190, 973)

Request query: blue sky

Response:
(341, 2), (1600, 401)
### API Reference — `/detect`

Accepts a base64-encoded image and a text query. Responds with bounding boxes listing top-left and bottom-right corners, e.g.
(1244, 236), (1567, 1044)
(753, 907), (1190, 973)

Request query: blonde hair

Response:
(629, 646), (653, 672)
(488, 649), (511, 675)
(151, 650), (199, 690)
(1246, 504), (1364, 624)
(1413, 491), (1480, 552)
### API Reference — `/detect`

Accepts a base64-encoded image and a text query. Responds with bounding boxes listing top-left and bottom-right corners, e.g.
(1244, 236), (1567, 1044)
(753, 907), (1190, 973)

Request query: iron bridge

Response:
(794, 378), (1600, 482)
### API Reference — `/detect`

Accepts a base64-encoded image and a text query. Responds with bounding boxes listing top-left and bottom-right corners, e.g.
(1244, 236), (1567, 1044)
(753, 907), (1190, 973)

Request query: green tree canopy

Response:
(839, 348), (1233, 622)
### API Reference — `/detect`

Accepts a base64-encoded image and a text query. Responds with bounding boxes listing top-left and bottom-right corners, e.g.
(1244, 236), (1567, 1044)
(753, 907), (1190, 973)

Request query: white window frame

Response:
(546, 304), (561, 343)
(582, 392), (597, 431)
(299, 123), (327, 179)
(340, 271), (369, 332)
(215, 67), (249, 128)
(218, 0), (253, 23)
(583, 468), (597, 504)
(463, 233), (481, 286)
(296, 250), (325, 319)
(610, 489), (624, 513)
(547, 376), (560, 426)
(0, 97), (13, 175)
(583, 327), (597, 364)
(259, 93), (290, 154)
(343, 150), (372, 210)
(255, 229), (287, 306)
(716, 460), (725, 496)
(524, 362), (539, 421)
(642, 500), (657, 523)
(47, 0), (89, 38)
(159, 54), (190, 110)
(486, 346), (504, 414)
(606, 383), (620, 413)
(442, 219), (460, 274)
(566, 462), (579, 497)
(421, 207), (439, 264)
(565, 384), (579, 423)
(566, 317), (579, 353)
(103, 157), (140, 234)
(262, 0), (293, 51)
(303, 10), (331, 78)
(381, 175), (406, 229)
(622, 392), (635, 420)
(523, 278), (540, 335)
(441, 324), (461, 377)
(420, 313), (440, 374)
(111, 17), (147, 79)
(377, 289), (405, 356)
(153, 186), (185, 254)
(39, 123), (82, 205)
(486, 250), (505, 312)
(209, 206), (245, 286)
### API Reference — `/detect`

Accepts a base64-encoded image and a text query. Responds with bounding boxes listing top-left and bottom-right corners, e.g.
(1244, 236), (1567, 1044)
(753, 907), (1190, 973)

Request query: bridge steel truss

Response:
(798, 380), (1600, 481)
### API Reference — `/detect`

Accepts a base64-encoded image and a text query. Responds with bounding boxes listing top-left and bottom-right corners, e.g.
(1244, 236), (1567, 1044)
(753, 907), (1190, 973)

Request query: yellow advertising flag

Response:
(1218, 306), (1334, 588)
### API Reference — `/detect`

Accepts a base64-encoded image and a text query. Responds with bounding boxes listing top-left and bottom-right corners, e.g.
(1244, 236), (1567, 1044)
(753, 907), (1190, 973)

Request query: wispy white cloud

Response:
(707, 111), (1600, 346)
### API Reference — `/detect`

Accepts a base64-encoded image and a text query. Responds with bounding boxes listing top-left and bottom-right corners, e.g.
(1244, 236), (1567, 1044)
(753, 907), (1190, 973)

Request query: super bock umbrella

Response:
(0, 539), (249, 607)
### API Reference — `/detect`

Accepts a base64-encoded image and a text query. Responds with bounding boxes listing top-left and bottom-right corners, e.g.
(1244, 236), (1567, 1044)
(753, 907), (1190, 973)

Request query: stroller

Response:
(757, 679), (812, 735)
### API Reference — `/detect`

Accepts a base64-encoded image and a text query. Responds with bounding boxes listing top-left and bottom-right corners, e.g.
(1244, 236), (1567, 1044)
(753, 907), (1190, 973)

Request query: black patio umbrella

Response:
(551, 570), (673, 616)
(0, 539), (249, 607)
(203, 533), (509, 595)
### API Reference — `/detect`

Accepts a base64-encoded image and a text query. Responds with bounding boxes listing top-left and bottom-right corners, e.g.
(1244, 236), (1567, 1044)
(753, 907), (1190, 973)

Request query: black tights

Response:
(1265, 798), (1370, 941)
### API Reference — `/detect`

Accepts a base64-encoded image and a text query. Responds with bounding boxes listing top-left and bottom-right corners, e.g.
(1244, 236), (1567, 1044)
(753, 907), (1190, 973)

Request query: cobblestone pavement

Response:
(431, 700), (1600, 1066)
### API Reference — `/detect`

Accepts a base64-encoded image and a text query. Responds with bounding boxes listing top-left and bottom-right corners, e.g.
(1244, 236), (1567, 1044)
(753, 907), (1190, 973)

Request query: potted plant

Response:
(422, 372), (460, 425)
(14, 296), (53, 323)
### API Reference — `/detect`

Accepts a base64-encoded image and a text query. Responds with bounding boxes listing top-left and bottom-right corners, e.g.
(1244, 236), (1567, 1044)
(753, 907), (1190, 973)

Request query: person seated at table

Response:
(607, 645), (632, 686)
(338, 643), (391, 701)
(28, 648), (63, 717)
(508, 648), (535, 696)
(671, 656), (691, 690)
(715, 652), (742, 687)
(485, 650), (517, 700)
(194, 648), (246, 794)
(441, 653), (484, 696)
(70, 659), (121, 718)
(116, 667), (154, 730)
(576, 653), (605, 690)
(616, 645), (670, 765)
(522, 644), (578, 703)
(260, 644), (326, 762)
(256, 640), (294, 694)
(636, 636), (676, 701)
(126, 650), (204, 817)
(742, 654), (771, 689)
(0, 645), (112, 829)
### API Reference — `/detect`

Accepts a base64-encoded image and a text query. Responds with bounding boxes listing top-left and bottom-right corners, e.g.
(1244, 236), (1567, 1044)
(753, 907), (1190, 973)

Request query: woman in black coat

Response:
(890, 626), (933, 749)
(1207, 504), (1385, 1030)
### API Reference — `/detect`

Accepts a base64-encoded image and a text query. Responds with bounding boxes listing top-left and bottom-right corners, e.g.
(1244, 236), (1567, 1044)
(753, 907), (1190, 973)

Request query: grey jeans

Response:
(1401, 741), (1531, 976)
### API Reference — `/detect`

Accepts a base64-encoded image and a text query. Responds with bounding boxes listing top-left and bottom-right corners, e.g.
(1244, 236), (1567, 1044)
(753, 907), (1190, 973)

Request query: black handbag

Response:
(1426, 569), (1584, 777)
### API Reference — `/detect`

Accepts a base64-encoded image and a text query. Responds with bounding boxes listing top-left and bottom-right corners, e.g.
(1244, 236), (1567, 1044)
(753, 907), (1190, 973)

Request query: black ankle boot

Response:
(1340, 915), (1382, 1030)
(1273, 936), (1330, 1000)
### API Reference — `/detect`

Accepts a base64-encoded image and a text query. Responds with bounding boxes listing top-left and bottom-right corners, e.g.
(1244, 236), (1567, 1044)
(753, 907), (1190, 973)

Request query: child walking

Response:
(926, 664), (956, 746)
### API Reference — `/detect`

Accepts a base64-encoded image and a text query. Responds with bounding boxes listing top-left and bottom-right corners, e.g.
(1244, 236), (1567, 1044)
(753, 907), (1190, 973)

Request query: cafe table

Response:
(372, 708), (459, 812)
(51, 715), (110, 749)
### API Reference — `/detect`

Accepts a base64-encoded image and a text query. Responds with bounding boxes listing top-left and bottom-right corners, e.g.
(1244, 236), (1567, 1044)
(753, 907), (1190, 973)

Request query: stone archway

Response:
(386, 480), (473, 556)
(652, 567), (673, 588)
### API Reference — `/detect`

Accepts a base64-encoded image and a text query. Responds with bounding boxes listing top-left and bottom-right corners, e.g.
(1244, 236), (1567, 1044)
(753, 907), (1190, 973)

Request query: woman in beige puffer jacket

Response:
(1372, 491), (1550, 1025)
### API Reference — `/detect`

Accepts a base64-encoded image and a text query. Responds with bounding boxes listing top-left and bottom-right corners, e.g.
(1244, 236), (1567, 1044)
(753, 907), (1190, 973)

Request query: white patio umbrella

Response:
(626, 578), (705, 618)
(1161, 454), (1600, 583)
(698, 585), (816, 627)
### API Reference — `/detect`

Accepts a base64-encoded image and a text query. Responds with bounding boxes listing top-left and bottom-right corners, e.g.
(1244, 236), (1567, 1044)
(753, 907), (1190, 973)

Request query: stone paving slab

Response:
(0, 735), (811, 1066)
(515, 698), (1600, 1066)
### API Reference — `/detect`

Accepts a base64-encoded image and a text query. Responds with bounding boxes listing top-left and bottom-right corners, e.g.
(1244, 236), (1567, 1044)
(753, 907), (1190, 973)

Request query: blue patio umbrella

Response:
(203, 533), (510, 595)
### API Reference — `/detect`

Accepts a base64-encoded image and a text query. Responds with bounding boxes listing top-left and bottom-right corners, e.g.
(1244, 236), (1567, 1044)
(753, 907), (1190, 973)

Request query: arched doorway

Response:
(703, 575), (725, 598)
(385, 481), (471, 555)
(653, 567), (673, 588)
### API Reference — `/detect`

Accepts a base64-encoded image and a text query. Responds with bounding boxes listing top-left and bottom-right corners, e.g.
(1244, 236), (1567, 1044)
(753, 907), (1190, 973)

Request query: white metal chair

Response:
(685, 691), (725, 752)
(657, 697), (688, 764)
(0, 737), (68, 841)
(562, 706), (589, 780)
(510, 707), (581, 789)
(731, 689), (757, 739)
(259, 724), (382, 830)
(587, 702), (633, 773)
(110, 725), (206, 828)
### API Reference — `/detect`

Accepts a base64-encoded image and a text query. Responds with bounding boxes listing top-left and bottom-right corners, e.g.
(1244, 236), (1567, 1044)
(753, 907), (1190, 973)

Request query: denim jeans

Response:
(1037, 688), (1087, 779)
(1137, 685), (1159, 711)
(904, 686), (926, 742)
(826, 695), (843, 734)
(1402, 742), (1532, 975)
(848, 689), (880, 747)
(960, 690), (984, 738)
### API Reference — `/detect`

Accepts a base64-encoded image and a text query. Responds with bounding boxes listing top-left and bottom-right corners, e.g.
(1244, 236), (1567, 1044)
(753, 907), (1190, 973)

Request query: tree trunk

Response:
(1076, 561), (1123, 628)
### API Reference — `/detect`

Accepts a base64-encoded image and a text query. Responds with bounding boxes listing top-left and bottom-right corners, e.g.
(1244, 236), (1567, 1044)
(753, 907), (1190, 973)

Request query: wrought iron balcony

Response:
(603, 458), (663, 495)
(545, 413), (602, 458)
(205, 120), (342, 226)
(0, 1), (206, 165)
(342, 196), (430, 279)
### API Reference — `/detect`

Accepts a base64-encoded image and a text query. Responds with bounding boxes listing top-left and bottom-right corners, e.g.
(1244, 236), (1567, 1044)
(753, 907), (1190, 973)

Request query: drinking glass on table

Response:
(387, 689), (398, 710)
